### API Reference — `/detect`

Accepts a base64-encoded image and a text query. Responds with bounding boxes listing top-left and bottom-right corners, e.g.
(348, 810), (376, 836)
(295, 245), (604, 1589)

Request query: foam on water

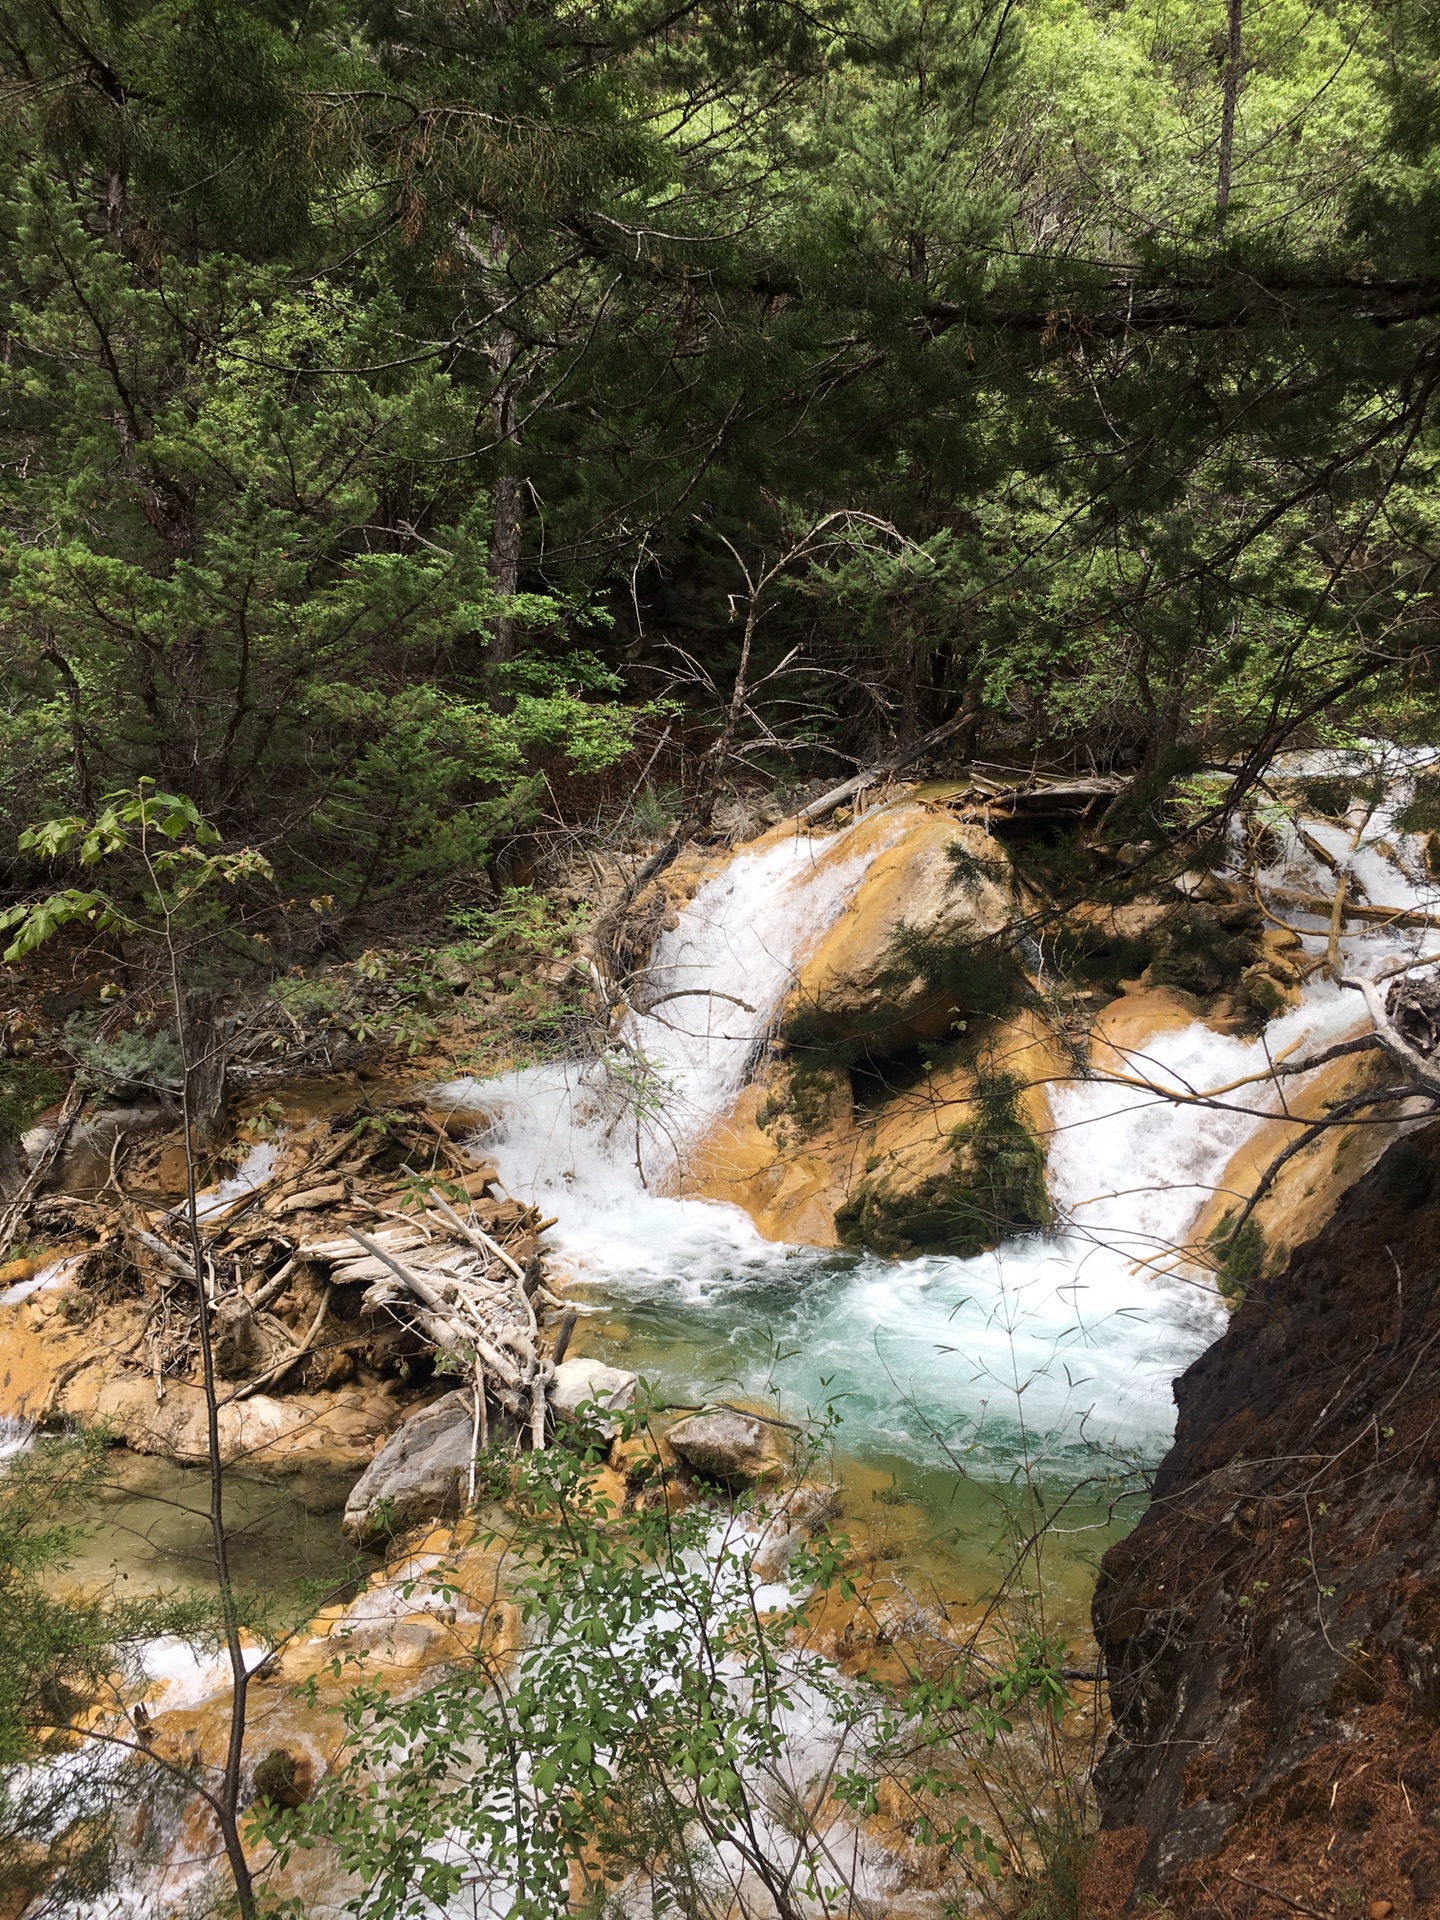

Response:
(133, 1634), (271, 1713)
(181, 1137), (281, 1223)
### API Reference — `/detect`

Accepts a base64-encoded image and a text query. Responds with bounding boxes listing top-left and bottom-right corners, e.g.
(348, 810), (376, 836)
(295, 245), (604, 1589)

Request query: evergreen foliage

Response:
(0, 0), (1437, 904)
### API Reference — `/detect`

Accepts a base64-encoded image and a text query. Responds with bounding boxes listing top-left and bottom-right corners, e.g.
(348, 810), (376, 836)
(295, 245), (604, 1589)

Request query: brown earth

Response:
(1087, 1119), (1440, 1917)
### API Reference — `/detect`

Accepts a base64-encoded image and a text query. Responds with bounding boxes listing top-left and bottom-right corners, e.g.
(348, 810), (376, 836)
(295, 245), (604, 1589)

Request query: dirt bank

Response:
(1088, 1120), (1440, 1917)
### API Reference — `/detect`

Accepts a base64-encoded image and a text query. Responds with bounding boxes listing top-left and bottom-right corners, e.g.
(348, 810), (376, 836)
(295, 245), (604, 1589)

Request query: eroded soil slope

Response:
(1089, 1121), (1440, 1916)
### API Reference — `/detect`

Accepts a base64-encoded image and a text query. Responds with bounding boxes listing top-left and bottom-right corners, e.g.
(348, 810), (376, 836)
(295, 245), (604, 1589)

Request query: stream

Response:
(446, 747), (1440, 1603)
(18, 745), (1440, 1917)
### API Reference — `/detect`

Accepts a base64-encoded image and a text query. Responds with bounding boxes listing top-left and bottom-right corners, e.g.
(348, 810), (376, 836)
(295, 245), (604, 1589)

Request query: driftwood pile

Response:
(15, 1095), (563, 1435)
(296, 1187), (563, 1450)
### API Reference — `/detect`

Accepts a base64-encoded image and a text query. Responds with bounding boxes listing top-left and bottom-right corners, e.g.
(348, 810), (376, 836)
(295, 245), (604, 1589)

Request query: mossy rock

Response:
(1050, 924), (1156, 994)
(1056, 901), (1266, 1003)
(1149, 905), (1264, 997)
(780, 1005), (926, 1072)
(836, 1074), (1049, 1258)
(778, 814), (1018, 1057)
(756, 1063), (850, 1142)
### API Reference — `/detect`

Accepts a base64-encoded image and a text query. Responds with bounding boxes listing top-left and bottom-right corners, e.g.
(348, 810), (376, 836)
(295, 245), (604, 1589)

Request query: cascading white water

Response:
(445, 747), (1440, 1481)
(39, 747), (1440, 1920)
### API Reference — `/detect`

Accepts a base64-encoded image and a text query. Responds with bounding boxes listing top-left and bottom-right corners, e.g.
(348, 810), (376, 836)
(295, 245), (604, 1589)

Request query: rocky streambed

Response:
(3, 758), (1439, 1915)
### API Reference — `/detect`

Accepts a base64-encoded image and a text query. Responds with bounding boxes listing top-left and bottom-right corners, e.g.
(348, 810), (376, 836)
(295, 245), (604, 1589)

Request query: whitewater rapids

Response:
(443, 749), (1440, 1478)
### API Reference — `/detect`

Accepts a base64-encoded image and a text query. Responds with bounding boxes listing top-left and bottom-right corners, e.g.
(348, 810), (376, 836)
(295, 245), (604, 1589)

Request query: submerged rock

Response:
(667, 1408), (791, 1485)
(342, 1391), (476, 1548)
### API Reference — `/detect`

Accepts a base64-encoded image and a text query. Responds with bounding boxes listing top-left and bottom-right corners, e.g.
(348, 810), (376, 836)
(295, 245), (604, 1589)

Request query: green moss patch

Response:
(756, 1063), (850, 1142)
(1054, 902), (1266, 1003)
(1149, 905), (1263, 998)
(1208, 1208), (1266, 1304)
(836, 1071), (1049, 1258)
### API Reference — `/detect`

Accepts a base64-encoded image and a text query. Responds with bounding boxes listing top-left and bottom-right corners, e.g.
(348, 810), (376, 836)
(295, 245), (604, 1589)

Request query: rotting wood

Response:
(228, 1285), (333, 1404)
(35, 1095), (565, 1447)
(0, 1079), (87, 1257)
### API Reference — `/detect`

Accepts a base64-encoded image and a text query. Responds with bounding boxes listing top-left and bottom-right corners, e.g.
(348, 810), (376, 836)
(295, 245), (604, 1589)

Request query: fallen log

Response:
(346, 1227), (527, 1396)
(1265, 887), (1440, 933)
(427, 1190), (525, 1280)
(794, 713), (976, 824)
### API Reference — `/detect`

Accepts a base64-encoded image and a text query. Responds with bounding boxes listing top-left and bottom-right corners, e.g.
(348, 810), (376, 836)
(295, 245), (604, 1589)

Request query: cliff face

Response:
(1089, 1122), (1440, 1916)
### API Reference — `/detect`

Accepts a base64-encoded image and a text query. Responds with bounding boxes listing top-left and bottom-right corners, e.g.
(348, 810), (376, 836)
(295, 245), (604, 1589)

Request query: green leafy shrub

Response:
(447, 887), (588, 969)
(65, 1020), (183, 1097)
(258, 1413), (1076, 1918)
(268, 977), (347, 1023)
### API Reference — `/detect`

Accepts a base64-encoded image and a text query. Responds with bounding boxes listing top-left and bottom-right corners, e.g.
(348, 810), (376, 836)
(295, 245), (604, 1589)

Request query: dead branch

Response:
(1266, 887), (1440, 932)
(228, 1285), (333, 1403)
(0, 1079), (86, 1256)
(794, 712), (979, 824)
(1341, 972), (1440, 1096)
(1211, 1083), (1431, 1254)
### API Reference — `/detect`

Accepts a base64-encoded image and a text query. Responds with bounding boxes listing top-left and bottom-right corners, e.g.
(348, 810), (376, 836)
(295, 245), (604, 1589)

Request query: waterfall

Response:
(36, 747), (1440, 1920)
(443, 747), (1440, 1477)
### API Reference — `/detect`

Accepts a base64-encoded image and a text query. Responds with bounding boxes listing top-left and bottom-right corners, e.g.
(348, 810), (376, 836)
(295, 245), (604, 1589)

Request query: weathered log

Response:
(426, 1190), (525, 1280)
(1267, 886), (1440, 932)
(794, 713), (976, 824)
(346, 1228), (526, 1392)
(298, 1225), (429, 1261)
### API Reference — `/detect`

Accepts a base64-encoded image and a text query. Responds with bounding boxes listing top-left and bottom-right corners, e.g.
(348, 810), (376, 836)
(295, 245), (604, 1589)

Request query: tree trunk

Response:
(487, 226), (524, 669)
(1217, 0), (1243, 222)
(489, 463), (524, 666)
(183, 992), (232, 1153)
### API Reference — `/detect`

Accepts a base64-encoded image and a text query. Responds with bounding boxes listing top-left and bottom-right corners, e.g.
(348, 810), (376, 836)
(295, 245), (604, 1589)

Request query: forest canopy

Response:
(1, 0), (1437, 907)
